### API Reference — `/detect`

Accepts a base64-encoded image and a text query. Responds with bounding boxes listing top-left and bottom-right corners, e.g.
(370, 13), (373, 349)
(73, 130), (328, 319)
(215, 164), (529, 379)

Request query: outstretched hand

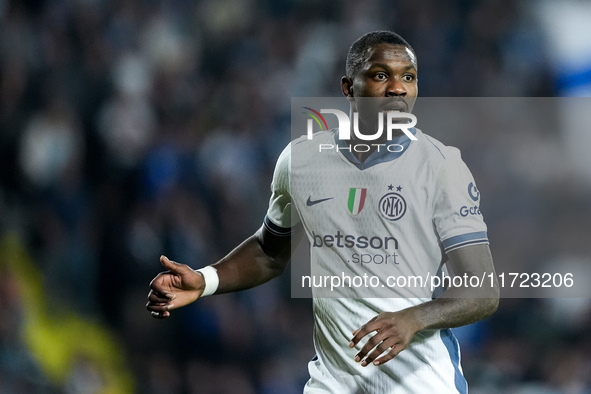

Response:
(349, 310), (420, 367)
(146, 255), (205, 319)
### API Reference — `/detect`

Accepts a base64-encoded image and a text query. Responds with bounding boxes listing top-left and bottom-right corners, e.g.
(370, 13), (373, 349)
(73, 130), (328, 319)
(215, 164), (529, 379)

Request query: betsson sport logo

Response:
(302, 107), (418, 153)
(309, 185), (407, 266)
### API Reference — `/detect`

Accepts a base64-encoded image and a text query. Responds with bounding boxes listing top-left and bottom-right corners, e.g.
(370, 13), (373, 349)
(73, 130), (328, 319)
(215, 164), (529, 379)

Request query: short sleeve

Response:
(432, 148), (489, 253)
(264, 143), (300, 236)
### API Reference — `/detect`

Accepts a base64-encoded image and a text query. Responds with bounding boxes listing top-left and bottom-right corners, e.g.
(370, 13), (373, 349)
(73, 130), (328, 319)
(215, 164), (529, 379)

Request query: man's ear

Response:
(341, 76), (354, 101)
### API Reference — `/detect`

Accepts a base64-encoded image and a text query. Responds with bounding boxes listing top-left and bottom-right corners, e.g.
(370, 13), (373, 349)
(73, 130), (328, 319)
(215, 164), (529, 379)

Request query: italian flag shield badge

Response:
(348, 188), (367, 215)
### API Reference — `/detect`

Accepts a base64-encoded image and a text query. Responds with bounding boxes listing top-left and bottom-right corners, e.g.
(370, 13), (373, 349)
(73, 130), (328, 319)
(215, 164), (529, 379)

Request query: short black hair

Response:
(346, 31), (416, 78)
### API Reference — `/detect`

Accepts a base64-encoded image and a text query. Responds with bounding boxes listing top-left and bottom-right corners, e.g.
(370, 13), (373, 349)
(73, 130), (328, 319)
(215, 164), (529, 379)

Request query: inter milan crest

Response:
(378, 188), (407, 221)
(348, 188), (367, 215)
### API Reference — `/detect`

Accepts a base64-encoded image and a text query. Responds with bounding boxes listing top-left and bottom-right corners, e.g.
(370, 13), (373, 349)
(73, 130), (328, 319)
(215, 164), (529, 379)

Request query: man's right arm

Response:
(214, 223), (303, 293)
(146, 224), (303, 318)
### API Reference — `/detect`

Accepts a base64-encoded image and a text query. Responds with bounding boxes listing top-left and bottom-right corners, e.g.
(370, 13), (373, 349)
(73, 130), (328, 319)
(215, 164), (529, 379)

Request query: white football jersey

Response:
(265, 128), (488, 394)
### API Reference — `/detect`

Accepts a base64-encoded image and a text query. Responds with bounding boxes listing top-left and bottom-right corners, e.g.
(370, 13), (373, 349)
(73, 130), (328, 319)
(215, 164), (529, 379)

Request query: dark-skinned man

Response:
(147, 30), (499, 394)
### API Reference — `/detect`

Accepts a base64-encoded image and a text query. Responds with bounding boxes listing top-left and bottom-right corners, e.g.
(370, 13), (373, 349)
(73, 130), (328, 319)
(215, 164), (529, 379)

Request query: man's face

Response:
(342, 43), (418, 121)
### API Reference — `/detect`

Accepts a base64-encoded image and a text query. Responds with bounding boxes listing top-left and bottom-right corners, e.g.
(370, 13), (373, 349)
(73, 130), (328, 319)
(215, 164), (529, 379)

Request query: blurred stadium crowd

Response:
(1, 0), (591, 393)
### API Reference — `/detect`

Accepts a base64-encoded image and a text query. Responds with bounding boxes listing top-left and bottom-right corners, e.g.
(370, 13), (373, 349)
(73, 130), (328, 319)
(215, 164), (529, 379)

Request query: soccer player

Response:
(147, 31), (499, 393)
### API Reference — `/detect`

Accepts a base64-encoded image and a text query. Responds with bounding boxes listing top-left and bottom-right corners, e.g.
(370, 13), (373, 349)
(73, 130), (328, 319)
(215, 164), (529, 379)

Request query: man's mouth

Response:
(381, 100), (408, 112)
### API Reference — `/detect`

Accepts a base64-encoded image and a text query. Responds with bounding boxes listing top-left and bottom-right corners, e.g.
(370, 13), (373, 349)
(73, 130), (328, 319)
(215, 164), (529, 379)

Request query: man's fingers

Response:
(151, 311), (170, 319)
(349, 312), (414, 367)
(349, 319), (379, 348)
(147, 256), (191, 320)
(148, 276), (175, 299)
(160, 255), (190, 275)
(146, 301), (175, 313)
(148, 290), (171, 304)
(352, 331), (407, 367)
(373, 346), (401, 366)
(354, 331), (386, 364)
(362, 341), (393, 366)
(160, 255), (173, 268)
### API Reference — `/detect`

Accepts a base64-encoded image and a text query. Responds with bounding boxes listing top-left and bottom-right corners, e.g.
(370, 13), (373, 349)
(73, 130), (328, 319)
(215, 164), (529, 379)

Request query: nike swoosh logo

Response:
(306, 196), (334, 206)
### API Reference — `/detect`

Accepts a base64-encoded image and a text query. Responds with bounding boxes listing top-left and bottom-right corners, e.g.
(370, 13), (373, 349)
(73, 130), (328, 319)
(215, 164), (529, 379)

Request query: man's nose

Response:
(386, 78), (407, 96)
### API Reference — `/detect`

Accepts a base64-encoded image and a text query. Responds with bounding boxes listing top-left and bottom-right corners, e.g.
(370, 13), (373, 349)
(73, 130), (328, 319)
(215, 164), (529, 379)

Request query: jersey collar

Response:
(334, 127), (417, 170)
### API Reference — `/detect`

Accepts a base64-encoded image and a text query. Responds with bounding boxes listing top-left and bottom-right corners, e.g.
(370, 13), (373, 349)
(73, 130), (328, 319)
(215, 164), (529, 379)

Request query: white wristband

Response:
(196, 266), (219, 296)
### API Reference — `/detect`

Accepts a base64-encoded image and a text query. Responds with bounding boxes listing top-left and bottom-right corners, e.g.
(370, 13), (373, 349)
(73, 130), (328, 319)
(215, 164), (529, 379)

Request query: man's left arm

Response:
(349, 243), (499, 367)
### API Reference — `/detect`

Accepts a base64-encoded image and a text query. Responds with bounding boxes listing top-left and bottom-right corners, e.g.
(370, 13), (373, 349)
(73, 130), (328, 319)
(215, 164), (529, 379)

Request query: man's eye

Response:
(374, 73), (387, 80)
(403, 74), (415, 82)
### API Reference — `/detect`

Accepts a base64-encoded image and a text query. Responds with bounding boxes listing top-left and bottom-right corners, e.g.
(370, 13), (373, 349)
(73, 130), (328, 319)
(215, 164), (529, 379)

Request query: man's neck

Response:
(348, 134), (388, 163)
(348, 129), (409, 163)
